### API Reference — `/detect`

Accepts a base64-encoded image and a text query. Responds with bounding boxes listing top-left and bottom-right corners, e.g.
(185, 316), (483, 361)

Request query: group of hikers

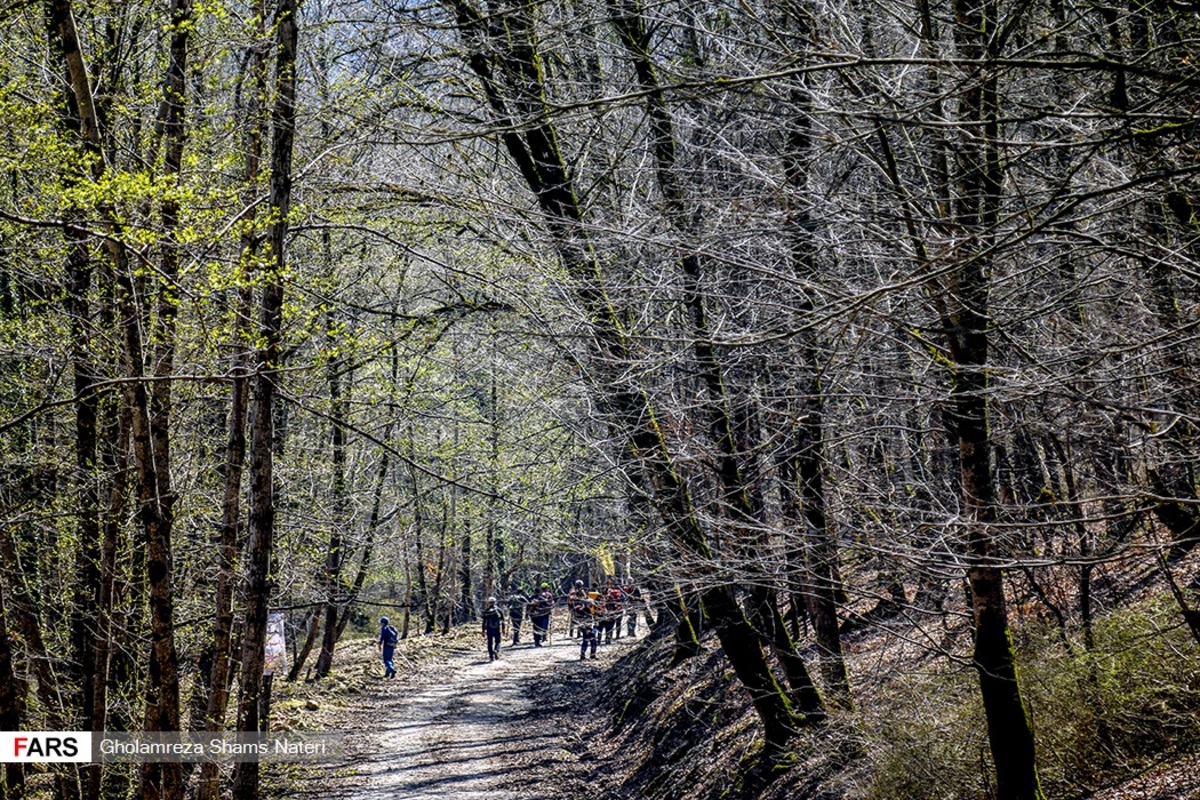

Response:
(480, 579), (645, 661)
(377, 578), (646, 672)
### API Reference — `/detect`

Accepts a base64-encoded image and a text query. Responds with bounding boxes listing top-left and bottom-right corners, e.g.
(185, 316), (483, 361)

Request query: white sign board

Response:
(264, 613), (287, 676)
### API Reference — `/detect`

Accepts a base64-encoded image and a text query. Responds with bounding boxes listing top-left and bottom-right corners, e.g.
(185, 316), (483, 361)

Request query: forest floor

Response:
(268, 619), (624, 800)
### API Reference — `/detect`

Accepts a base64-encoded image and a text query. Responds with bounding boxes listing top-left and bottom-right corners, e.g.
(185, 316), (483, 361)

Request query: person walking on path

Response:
(577, 596), (600, 660)
(528, 583), (555, 647)
(567, 579), (588, 638)
(506, 585), (527, 645)
(600, 581), (625, 643)
(379, 616), (399, 678)
(482, 596), (506, 661)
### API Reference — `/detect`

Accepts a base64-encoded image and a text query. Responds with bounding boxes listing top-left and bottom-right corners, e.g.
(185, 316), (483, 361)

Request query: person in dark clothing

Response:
(378, 616), (399, 678)
(506, 585), (527, 645)
(528, 583), (555, 647)
(578, 597), (600, 660)
(482, 597), (506, 661)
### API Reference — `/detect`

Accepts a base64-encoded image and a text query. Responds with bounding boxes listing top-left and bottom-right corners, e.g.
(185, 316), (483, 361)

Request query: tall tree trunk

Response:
(46, 4), (133, 798)
(310, 32), (348, 666)
(232, 0), (297, 795)
(137, 5), (191, 799)
(50, 0), (101, 750)
(776, 0), (851, 708)
(196, 7), (267, 800)
(315, 271), (348, 679)
(55, 11), (106, 798)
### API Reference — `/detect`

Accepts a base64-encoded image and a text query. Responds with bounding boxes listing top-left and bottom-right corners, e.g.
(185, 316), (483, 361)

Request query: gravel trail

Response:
(343, 626), (619, 800)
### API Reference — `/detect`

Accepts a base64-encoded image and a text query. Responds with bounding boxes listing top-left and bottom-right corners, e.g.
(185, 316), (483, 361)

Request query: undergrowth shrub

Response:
(861, 665), (990, 800)
(1022, 594), (1200, 797)
(860, 594), (1199, 799)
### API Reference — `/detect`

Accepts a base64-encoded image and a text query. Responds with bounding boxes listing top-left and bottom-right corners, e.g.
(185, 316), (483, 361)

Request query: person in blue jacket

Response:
(378, 616), (399, 678)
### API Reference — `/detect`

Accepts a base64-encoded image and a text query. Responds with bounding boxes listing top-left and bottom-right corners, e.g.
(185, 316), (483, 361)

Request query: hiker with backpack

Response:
(482, 596), (506, 661)
(378, 616), (399, 678)
(577, 593), (601, 660)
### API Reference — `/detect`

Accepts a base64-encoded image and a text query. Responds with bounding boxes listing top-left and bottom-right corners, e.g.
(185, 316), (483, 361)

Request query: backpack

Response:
(381, 624), (399, 646)
(606, 589), (624, 612)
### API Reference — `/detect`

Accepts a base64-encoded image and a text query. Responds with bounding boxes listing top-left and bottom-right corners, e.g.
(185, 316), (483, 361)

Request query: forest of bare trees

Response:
(2, 0), (1200, 798)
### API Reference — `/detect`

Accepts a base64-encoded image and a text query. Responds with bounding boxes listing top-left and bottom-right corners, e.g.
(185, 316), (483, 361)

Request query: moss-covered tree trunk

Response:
(948, 0), (1044, 795)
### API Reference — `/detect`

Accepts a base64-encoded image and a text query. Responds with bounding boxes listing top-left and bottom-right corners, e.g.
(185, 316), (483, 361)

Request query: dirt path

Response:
(332, 624), (631, 800)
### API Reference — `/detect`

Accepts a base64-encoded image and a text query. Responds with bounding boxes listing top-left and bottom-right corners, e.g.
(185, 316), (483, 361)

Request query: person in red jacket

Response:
(601, 581), (626, 643)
